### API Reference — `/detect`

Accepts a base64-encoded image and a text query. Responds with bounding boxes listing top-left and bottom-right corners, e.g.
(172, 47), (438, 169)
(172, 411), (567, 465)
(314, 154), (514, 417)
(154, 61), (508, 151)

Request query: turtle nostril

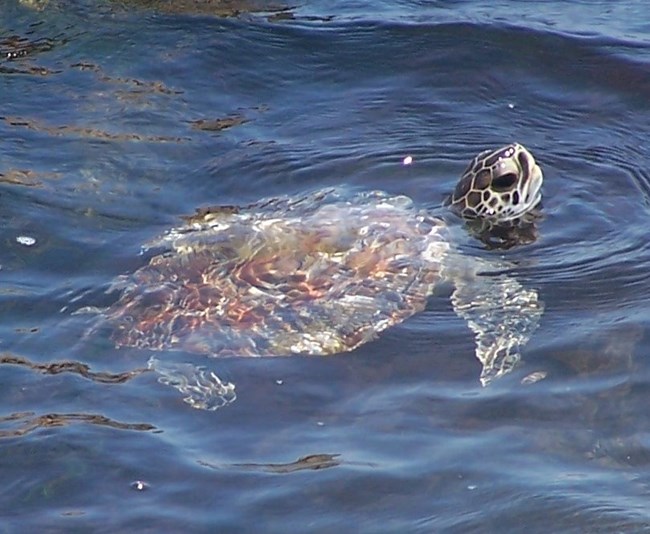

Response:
(512, 191), (520, 205)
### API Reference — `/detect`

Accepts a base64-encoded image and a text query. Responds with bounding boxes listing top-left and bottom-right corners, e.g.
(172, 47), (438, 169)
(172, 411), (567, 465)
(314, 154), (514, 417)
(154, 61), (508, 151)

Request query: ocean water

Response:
(2, 1), (650, 532)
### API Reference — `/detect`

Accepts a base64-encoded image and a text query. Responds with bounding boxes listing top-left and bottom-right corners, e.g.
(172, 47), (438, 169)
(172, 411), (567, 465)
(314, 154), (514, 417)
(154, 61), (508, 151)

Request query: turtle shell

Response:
(104, 188), (450, 357)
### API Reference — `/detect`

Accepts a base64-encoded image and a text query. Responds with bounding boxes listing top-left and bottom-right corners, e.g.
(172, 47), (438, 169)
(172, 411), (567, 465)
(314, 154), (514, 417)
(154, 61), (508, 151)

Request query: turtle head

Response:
(448, 143), (543, 223)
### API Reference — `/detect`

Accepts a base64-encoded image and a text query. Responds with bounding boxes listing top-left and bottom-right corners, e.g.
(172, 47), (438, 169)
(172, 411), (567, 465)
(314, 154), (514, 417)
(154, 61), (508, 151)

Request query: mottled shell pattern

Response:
(106, 190), (450, 356)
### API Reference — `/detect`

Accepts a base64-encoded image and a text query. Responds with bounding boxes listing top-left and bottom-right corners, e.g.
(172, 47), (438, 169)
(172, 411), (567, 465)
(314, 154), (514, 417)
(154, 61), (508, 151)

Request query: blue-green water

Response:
(2, 1), (650, 531)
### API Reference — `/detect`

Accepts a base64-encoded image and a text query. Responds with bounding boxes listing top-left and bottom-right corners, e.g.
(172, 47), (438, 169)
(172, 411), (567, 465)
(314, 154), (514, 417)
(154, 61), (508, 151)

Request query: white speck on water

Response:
(316, 421), (324, 427)
(467, 485), (477, 490)
(403, 155), (413, 165)
(521, 371), (548, 385)
(130, 480), (149, 491)
(275, 379), (283, 385)
(16, 235), (36, 246)
(508, 103), (515, 109)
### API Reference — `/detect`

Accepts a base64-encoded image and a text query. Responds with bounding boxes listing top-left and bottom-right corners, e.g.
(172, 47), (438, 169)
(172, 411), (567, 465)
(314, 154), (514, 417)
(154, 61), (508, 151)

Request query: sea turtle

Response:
(95, 143), (544, 410)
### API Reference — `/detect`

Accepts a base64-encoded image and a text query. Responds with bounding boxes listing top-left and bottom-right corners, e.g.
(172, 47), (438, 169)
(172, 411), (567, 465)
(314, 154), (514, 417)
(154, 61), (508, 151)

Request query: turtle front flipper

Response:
(148, 356), (236, 410)
(449, 258), (543, 385)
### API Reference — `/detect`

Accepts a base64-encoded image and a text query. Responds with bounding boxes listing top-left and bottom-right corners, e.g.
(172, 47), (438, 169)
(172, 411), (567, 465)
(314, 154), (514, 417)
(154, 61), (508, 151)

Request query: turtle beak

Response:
(525, 163), (543, 210)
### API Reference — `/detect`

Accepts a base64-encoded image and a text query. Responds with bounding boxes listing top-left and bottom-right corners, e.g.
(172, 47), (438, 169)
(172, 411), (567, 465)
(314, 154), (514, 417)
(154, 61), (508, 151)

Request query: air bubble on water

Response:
(130, 480), (150, 491)
(402, 155), (413, 165)
(16, 235), (36, 246)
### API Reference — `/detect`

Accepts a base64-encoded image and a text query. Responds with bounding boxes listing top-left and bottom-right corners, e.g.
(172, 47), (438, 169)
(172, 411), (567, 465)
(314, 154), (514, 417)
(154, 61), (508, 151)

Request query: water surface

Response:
(2, 1), (650, 532)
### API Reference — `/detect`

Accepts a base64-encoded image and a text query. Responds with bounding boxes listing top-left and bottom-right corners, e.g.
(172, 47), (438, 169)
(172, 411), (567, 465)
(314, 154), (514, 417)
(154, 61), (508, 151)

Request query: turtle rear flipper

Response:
(148, 356), (236, 410)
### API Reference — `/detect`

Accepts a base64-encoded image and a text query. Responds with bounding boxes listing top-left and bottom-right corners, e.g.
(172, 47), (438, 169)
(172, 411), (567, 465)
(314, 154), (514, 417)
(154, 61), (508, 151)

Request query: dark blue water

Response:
(2, 1), (650, 531)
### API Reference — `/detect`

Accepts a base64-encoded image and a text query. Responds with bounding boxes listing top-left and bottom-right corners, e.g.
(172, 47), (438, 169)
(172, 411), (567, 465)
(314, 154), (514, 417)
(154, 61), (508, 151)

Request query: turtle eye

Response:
(491, 172), (518, 191)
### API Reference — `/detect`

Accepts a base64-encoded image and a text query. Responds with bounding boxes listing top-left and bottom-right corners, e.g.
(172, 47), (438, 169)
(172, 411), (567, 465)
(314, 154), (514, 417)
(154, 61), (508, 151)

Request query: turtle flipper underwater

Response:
(449, 261), (541, 385)
(95, 143), (544, 410)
